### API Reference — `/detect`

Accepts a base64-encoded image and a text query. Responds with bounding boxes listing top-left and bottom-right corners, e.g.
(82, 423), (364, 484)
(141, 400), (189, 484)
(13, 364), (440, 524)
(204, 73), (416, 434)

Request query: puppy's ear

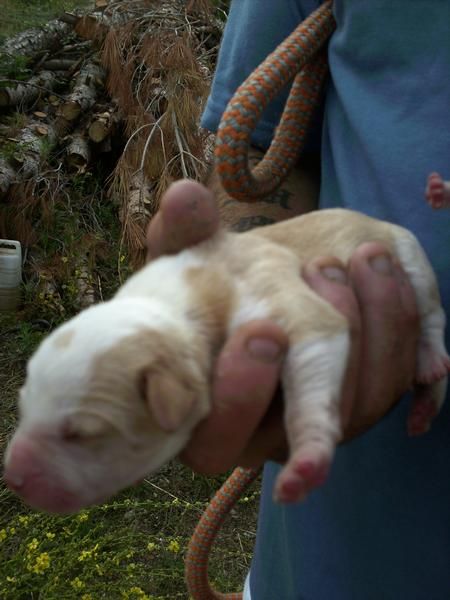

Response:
(143, 371), (195, 433)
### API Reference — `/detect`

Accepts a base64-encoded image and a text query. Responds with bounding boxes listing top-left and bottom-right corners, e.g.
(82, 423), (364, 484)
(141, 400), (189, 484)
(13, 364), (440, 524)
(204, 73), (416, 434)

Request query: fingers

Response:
(180, 320), (288, 474)
(345, 243), (419, 437)
(146, 180), (220, 259)
(303, 243), (419, 441)
(301, 257), (362, 432)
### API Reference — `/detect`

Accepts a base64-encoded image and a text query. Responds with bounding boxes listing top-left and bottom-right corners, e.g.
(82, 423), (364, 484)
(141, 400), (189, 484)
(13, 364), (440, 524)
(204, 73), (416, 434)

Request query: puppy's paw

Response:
(416, 343), (450, 385)
(407, 378), (447, 436)
(425, 172), (450, 209)
(273, 444), (331, 504)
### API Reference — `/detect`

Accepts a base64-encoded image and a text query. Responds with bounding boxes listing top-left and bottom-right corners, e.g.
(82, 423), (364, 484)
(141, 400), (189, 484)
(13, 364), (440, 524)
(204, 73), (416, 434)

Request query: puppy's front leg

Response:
(274, 329), (350, 503)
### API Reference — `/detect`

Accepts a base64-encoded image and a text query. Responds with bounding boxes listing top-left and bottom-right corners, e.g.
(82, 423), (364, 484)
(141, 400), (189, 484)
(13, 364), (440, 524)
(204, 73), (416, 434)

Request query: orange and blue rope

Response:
(215, 1), (335, 201)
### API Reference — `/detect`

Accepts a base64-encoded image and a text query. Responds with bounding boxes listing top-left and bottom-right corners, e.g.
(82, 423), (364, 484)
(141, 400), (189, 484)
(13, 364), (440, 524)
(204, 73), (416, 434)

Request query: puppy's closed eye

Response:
(61, 412), (111, 442)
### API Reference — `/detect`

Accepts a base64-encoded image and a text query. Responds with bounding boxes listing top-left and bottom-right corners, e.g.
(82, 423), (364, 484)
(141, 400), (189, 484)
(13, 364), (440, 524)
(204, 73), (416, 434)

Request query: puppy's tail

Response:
(185, 467), (260, 600)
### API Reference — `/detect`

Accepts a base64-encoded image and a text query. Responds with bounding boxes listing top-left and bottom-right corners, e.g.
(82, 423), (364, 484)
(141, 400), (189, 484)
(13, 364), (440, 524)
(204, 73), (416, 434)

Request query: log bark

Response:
(2, 19), (72, 59)
(66, 133), (91, 172)
(11, 121), (57, 179)
(59, 60), (106, 122)
(74, 9), (136, 42)
(0, 120), (58, 196)
(74, 257), (96, 308)
(0, 71), (58, 109)
(0, 160), (16, 197)
(128, 173), (153, 216)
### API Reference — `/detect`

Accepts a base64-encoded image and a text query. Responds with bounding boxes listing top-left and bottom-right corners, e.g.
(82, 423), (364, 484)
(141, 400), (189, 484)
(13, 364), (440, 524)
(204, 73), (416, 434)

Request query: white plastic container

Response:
(0, 239), (22, 311)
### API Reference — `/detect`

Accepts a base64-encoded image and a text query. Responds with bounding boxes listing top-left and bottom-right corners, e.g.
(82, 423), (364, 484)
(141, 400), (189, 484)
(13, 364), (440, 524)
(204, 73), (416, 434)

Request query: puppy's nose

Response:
(3, 435), (43, 492)
(3, 470), (25, 491)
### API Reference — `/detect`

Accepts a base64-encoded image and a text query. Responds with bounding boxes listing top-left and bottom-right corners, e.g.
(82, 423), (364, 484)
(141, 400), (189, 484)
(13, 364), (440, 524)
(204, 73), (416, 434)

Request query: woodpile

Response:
(0, 0), (223, 310)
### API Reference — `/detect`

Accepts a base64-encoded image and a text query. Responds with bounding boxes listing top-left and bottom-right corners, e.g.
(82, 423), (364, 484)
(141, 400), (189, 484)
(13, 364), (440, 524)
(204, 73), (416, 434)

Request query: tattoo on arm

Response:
(223, 188), (293, 211)
(233, 215), (276, 232)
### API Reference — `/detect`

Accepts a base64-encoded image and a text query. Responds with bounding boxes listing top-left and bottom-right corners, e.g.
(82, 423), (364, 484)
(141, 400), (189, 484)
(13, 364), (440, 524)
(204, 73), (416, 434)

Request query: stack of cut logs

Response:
(0, 0), (222, 264)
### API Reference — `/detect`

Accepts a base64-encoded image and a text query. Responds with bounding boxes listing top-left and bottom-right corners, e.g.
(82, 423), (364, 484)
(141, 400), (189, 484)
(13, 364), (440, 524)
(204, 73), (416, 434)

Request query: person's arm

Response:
(146, 180), (419, 473)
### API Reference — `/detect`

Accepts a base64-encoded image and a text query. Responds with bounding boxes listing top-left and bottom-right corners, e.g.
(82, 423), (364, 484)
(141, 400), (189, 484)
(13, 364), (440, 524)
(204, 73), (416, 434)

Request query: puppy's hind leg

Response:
(394, 230), (450, 435)
(274, 327), (350, 504)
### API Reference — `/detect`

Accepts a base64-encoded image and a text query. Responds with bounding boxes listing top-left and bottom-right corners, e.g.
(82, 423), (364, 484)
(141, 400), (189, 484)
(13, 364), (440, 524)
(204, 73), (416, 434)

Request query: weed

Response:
(0, 55), (31, 85)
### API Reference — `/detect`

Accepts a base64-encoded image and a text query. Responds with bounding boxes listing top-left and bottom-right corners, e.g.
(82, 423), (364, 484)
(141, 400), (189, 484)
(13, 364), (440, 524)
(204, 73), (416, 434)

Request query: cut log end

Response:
(60, 100), (82, 121)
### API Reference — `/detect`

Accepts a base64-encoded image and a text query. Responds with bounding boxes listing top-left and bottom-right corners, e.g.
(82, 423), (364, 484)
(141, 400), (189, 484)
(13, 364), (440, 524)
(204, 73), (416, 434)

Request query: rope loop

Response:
(215, 1), (335, 201)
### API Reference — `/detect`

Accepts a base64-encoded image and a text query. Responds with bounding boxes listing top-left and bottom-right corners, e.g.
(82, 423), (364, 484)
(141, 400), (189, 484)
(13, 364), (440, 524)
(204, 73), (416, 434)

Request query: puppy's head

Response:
(3, 299), (209, 514)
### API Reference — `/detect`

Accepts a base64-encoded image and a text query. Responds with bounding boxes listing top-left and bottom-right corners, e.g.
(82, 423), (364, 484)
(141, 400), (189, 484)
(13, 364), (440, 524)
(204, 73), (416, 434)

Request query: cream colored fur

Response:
(4, 208), (449, 511)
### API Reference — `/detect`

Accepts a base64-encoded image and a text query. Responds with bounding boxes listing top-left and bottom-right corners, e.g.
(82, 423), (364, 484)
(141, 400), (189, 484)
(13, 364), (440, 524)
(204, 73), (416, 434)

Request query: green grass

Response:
(1, 0), (93, 43)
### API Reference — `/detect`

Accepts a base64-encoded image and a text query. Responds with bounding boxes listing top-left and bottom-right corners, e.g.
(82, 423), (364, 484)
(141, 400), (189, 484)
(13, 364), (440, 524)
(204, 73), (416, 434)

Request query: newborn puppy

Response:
(4, 209), (449, 512)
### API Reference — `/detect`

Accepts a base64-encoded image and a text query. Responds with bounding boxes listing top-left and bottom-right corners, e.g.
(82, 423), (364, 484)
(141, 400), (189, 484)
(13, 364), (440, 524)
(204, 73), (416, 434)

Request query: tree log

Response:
(74, 256), (96, 308)
(41, 59), (78, 71)
(127, 173), (153, 219)
(0, 71), (58, 109)
(59, 60), (105, 122)
(11, 121), (57, 178)
(2, 19), (72, 60)
(0, 160), (16, 197)
(0, 120), (58, 196)
(88, 108), (119, 143)
(66, 133), (91, 173)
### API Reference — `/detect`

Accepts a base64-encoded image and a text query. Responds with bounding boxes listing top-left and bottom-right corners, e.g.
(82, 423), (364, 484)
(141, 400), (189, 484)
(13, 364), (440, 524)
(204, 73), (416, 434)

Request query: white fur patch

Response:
(228, 289), (271, 333)
(21, 297), (183, 427)
(282, 331), (350, 445)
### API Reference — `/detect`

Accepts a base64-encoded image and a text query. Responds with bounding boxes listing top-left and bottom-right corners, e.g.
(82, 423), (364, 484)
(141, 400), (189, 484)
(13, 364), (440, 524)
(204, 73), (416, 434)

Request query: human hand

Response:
(146, 180), (419, 474)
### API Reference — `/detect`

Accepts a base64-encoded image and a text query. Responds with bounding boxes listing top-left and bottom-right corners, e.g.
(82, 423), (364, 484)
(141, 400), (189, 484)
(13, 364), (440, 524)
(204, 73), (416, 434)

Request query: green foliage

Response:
(0, 53), (31, 86)
(0, 462), (258, 599)
(1, 0), (92, 42)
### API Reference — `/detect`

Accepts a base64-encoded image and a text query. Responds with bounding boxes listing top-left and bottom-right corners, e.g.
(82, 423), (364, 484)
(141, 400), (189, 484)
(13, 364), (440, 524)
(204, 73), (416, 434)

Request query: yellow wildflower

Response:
(27, 538), (39, 552)
(167, 539), (180, 554)
(77, 511), (89, 522)
(147, 542), (157, 552)
(18, 515), (30, 526)
(0, 529), (7, 542)
(71, 577), (85, 589)
(78, 544), (98, 562)
(29, 552), (51, 574)
(82, 595), (93, 600)
(9, 527), (16, 535)
(46, 532), (56, 540)
(6, 576), (16, 583)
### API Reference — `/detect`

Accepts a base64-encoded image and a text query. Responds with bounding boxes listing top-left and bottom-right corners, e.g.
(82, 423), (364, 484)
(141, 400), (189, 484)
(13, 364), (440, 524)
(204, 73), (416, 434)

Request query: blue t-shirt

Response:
(202, 1), (450, 598)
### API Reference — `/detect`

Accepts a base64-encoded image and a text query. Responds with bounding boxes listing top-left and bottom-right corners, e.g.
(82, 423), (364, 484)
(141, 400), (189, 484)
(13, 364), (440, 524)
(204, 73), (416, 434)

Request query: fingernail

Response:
(247, 338), (283, 363)
(369, 254), (393, 275)
(321, 265), (347, 284)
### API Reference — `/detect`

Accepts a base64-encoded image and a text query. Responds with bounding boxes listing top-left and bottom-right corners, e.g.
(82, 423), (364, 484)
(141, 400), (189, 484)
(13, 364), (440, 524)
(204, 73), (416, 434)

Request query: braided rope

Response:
(185, 467), (260, 600)
(215, 1), (335, 201)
